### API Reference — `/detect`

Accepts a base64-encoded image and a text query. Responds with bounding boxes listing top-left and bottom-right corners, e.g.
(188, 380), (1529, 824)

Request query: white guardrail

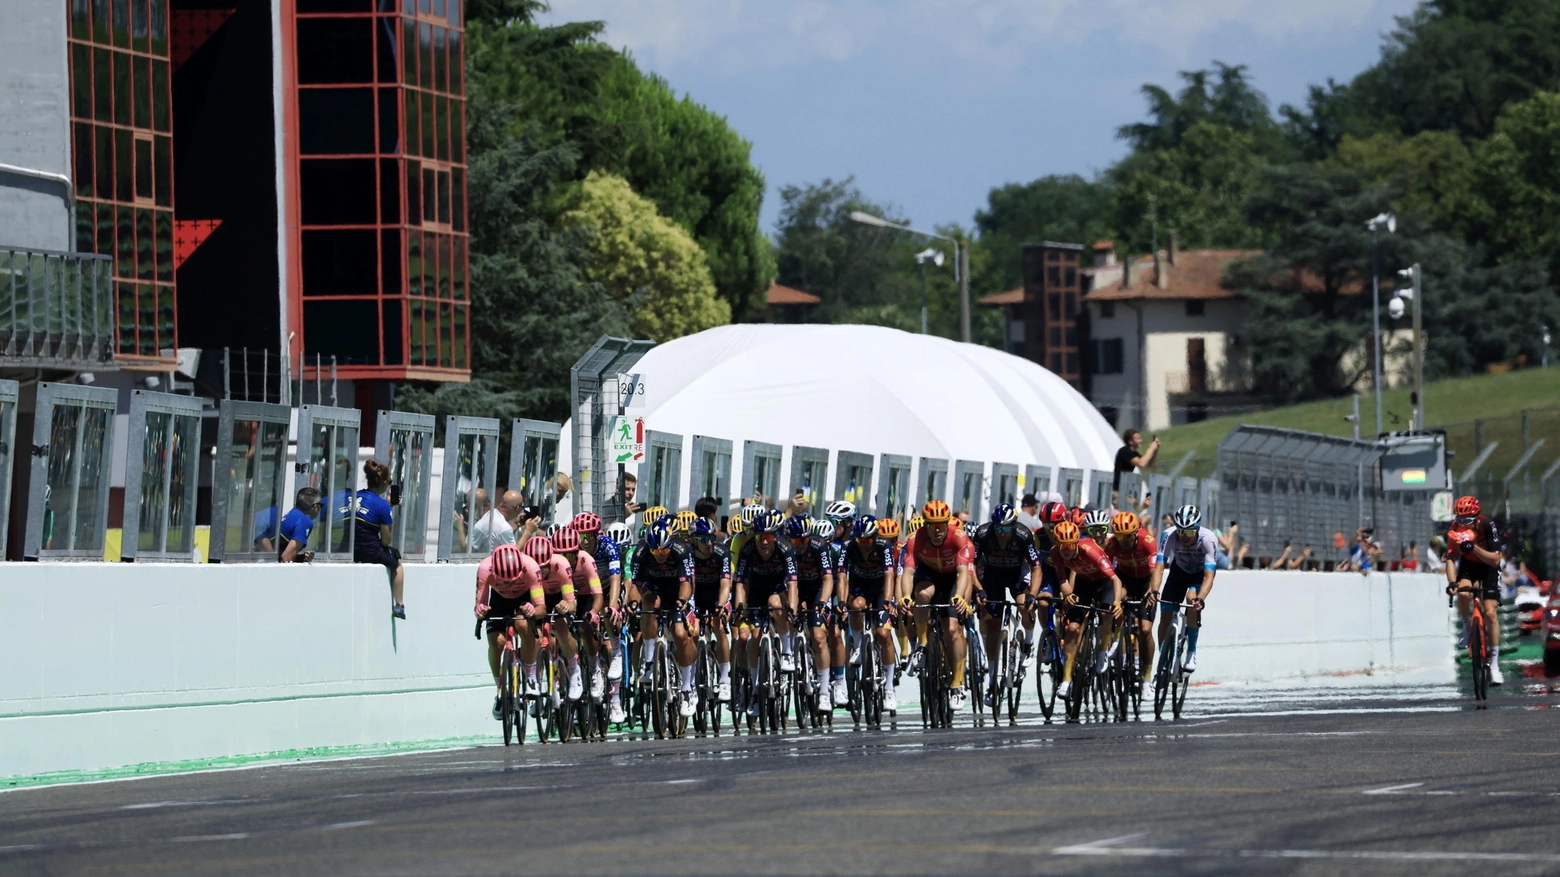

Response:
(0, 566), (1451, 785)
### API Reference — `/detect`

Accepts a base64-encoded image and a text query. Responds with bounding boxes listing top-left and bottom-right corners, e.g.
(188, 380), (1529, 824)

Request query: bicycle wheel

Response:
(1468, 613), (1489, 703)
(1066, 622), (1092, 723)
(1035, 626), (1060, 722)
(693, 640), (710, 737)
(501, 650), (518, 746)
(1170, 630), (1191, 720)
(650, 646), (669, 739)
(1005, 629), (1023, 724)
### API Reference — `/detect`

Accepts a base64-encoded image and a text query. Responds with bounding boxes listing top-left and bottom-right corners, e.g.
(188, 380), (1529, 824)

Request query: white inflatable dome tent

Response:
(557, 324), (1119, 524)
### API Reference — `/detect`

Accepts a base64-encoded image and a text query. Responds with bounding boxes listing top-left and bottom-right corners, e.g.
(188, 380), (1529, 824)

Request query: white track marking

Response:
(1362, 782), (1425, 795)
(170, 833), (250, 842)
(1052, 835), (1560, 862)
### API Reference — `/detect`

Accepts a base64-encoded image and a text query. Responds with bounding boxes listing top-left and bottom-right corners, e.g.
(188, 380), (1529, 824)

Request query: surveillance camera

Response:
(143, 375), (161, 390)
(78, 372), (95, 385)
(1388, 297), (1405, 319)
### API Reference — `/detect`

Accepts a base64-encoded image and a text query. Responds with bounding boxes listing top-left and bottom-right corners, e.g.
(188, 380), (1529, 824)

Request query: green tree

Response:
(1473, 91), (1560, 275)
(1328, 130), (1482, 238)
(1109, 120), (1269, 253)
(971, 175), (1111, 295)
(564, 171), (730, 342)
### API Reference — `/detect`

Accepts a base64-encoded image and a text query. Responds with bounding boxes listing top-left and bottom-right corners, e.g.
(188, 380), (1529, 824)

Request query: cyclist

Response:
(1153, 505), (1218, 674)
(551, 526), (605, 698)
(526, 535), (583, 701)
(733, 509), (800, 701)
(474, 543), (542, 720)
(726, 504), (765, 571)
(1104, 511), (1159, 686)
(840, 515), (900, 712)
(1050, 520), (1124, 701)
(1083, 508), (1112, 544)
(601, 519), (633, 723)
(901, 500), (976, 712)
(816, 515), (851, 705)
(787, 515), (842, 708)
(633, 520), (699, 718)
(972, 502), (1043, 704)
(1445, 495), (1505, 685)
(688, 517), (735, 701)
(1027, 501), (1069, 669)
(572, 514), (622, 662)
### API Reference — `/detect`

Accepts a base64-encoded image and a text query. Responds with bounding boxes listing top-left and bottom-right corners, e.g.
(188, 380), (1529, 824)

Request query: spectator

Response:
(355, 459), (406, 619)
(955, 509), (971, 526)
(1400, 542), (1420, 572)
(552, 471), (573, 507)
(1113, 429), (1161, 493)
(603, 473), (646, 525)
(1215, 522), (1248, 570)
(694, 496), (719, 519)
(1017, 494), (1043, 531)
(1426, 536), (1447, 574)
(785, 489), (810, 518)
(470, 489), (523, 552)
(278, 487), (321, 563)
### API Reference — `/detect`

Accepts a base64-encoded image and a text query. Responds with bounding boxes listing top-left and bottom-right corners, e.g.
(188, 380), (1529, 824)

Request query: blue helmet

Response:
(853, 515), (879, 539)
(991, 503), (1017, 526)
(643, 521), (675, 551)
(755, 509), (784, 534)
(784, 515), (813, 539)
(690, 517), (718, 539)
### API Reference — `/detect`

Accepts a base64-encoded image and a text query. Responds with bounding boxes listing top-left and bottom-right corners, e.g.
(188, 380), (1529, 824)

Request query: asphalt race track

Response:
(6, 676), (1560, 877)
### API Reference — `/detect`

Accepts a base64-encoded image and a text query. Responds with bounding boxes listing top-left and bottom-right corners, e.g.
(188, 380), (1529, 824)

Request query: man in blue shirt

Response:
(279, 487), (322, 562)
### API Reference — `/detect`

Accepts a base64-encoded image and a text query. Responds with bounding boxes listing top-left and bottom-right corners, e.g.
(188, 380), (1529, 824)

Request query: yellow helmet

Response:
(922, 500), (952, 523)
(1053, 521), (1080, 546)
(907, 514), (924, 534)
(643, 505), (669, 524)
(727, 516), (745, 536)
(877, 518), (900, 540)
(1110, 511), (1140, 536)
(673, 509), (698, 533)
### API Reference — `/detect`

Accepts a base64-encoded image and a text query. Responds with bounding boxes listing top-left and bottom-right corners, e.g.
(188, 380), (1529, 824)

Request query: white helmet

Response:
(1083, 509), (1111, 531)
(824, 500), (856, 522)
(1172, 505), (1202, 530)
(604, 521), (631, 545)
(812, 517), (835, 538)
(741, 504), (765, 524)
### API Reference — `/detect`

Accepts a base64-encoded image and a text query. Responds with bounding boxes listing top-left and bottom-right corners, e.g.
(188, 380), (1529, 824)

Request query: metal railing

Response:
(0, 246), (115, 369)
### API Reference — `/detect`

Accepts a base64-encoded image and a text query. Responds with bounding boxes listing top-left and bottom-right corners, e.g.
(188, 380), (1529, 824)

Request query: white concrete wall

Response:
(0, 564), (1450, 784)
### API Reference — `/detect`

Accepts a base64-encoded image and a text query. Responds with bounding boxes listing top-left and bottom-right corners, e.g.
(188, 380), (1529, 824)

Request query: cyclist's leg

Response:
(515, 614), (541, 690)
(640, 591), (662, 674)
(1060, 599), (1085, 684)
(827, 603), (847, 699)
(672, 609), (697, 693)
(769, 592), (793, 659)
(937, 575), (968, 691)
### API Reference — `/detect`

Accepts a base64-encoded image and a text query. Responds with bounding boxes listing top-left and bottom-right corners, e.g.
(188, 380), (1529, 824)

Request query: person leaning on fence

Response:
(278, 487), (321, 563)
(1113, 429), (1160, 499)
(355, 459), (407, 619)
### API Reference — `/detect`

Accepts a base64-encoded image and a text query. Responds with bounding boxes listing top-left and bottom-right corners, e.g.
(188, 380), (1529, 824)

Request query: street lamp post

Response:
(914, 247), (944, 334)
(850, 210), (970, 342)
(1367, 212), (1396, 437)
(1396, 263), (1424, 431)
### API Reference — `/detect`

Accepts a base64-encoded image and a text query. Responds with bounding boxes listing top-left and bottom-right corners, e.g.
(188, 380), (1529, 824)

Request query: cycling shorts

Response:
(484, 591), (530, 636)
(1158, 565), (1203, 615)
(639, 577), (685, 607)
(694, 583), (724, 612)
(1037, 562), (1060, 595)
(913, 567), (959, 606)
(743, 575), (790, 603)
(982, 571), (1027, 599)
(797, 577), (830, 608)
(1454, 560), (1500, 602)
(847, 575), (889, 608)
(1119, 573), (1152, 601)
(1064, 578), (1113, 624)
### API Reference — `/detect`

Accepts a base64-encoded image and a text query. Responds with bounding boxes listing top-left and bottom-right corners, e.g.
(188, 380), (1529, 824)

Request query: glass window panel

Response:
(450, 98), (462, 163)
(113, 0), (129, 47)
(300, 158), (377, 225)
(138, 283), (157, 355)
(116, 204), (134, 276)
(113, 51), (130, 125)
(451, 234), (465, 299)
(452, 303), (466, 368)
(297, 18), (374, 84)
(402, 0), (414, 14)
(132, 0), (148, 53)
(435, 95), (447, 161)
(152, 60), (168, 132)
(44, 406), (95, 551)
(133, 56), (150, 128)
(420, 89), (434, 156)
(301, 228), (379, 295)
(165, 412), (198, 554)
(451, 166), (463, 232)
(298, 0), (375, 9)
(449, 30), (461, 92)
(158, 283), (174, 348)
(406, 228), (421, 295)
(115, 128), (133, 201)
(117, 281), (136, 352)
(437, 233), (451, 298)
(409, 298), (423, 365)
(418, 23), (432, 90)
(434, 0), (445, 19)
(436, 168), (449, 225)
(376, 16), (399, 83)
(380, 158), (400, 224)
(378, 86), (399, 153)
(298, 87), (374, 154)
(72, 43), (92, 118)
(419, 0), (430, 14)
(134, 137), (152, 202)
(93, 47), (111, 121)
(74, 122), (94, 198)
(93, 0), (110, 43)
(137, 411), (171, 553)
(404, 89), (419, 156)
(303, 300), (379, 364)
(382, 298), (403, 365)
(153, 134), (170, 206)
(155, 209), (172, 282)
(150, 0), (166, 55)
(405, 158), (420, 223)
(72, 0), (91, 39)
(421, 167), (435, 223)
(402, 16), (416, 84)
(438, 302), (451, 367)
(95, 125), (113, 198)
(136, 206), (153, 280)
(433, 26), (446, 93)
(77, 200), (97, 253)
(96, 196), (115, 255)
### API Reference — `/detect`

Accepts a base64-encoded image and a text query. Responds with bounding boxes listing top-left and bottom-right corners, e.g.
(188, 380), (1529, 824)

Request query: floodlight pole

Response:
(850, 210), (970, 342)
(1408, 264), (1423, 431)
(1367, 213), (1394, 438)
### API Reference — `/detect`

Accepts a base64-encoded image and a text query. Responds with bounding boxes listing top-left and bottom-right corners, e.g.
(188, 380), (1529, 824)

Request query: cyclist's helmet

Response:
(571, 511), (601, 534)
(824, 500), (856, 522)
(549, 526), (580, 553)
(673, 509), (698, 533)
(759, 509), (785, 534)
(812, 517), (835, 538)
(1052, 521), (1080, 547)
(523, 534), (554, 564)
(922, 500), (952, 523)
(1453, 495), (1481, 518)
(690, 517), (718, 540)
(853, 515), (879, 540)
(784, 515), (813, 540)
(1068, 507), (1088, 528)
(1040, 501), (1068, 525)
(950, 517), (965, 533)
(1171, 505), (1202, 530)
(643, 506), (669, 526)
(907, 514), (925, 533)
(604, 521), (631, 546)
(741, 504), (766, 525)
(1110, 511), (1140, 536)
(876, 518), (900, 539)
(490, 543), (525, 582)
(991, 503), (1017, 526)
(1084, 509), (1111, 536)
(726, 516), (745, 536)
(643, 521), (675, 551)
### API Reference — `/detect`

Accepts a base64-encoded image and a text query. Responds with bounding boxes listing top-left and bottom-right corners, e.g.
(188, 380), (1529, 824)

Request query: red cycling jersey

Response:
(1105, 530), (1157, 578)
(903, 528), (975, 574)
(1051, 537), (1116, 582)
(475, 551), (543, 608)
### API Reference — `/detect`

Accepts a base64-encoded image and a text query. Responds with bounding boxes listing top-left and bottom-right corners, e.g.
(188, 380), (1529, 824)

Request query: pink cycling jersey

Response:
(537, 554), (574, 595)
(475, 552), (542, 608)
(568, 550), (602, 595)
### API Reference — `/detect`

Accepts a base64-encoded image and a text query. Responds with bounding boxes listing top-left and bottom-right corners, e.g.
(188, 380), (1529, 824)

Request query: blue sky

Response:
(545, 0), (1422, 236)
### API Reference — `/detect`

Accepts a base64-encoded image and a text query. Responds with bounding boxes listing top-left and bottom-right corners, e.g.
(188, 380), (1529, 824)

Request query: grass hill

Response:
(1151, 367), (1560, 474)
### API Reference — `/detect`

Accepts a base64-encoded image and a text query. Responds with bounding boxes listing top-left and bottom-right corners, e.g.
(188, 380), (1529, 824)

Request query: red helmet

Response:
(1040, 501), (1068, 525)
(571, 511), (601, 534)
(1453, 495), (1480, 518)
(523, 535), (553, 565)
(1068, 507), (1087, 528)
(550, 526), (581, 553)
(491, 543), (525, 582)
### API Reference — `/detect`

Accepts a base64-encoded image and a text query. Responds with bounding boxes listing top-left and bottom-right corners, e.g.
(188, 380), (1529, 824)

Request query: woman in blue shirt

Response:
(356, 458), (406, 619)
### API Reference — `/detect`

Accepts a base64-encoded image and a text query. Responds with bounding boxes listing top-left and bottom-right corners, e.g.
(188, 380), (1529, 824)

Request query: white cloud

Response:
(545, 0), (1395, 73)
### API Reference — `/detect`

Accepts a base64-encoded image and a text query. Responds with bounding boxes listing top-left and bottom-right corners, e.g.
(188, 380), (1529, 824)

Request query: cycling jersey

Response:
(972, 523), (1040, 589)
(1031, 527), (1055, 565)
(1156, 526), (1218, 574)
(633, 542), (694, 593)
(736, 539), (798, 596)
(567, 550), (602, 597)
(592, 535), (622, 578)
(792, 535), (835, 589)
(843, 537), (896, 581)
(1050, 537), (1116, 583)
(475, 551), (543, 607)
(691, 543), (733, 605)
(728, 532), (753, 571)
(536, 554), (576, 596)
(1106, 529), (1158, 578)
(902, 529), (975, 574)
(1446, 515), (1503, 563)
